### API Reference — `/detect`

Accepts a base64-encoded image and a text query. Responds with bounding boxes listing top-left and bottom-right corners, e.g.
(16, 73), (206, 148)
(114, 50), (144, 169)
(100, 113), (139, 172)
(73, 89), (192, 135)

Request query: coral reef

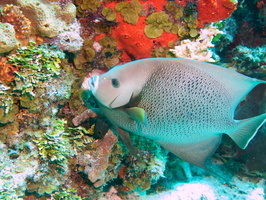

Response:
(0, 57), (18, 82)
(74, 0), (237, 62)
(115, 0), (142, 25)
(212, 17), (237, 52)
(230, 45), (266, 77)
(197, 0), (237, 27)
(0, 142), (39, 199)
(8, 42), (65, 99)
(51, 188), (82, 200)
(0, 0), (264, 199)
(52, 19), (84, 53)
(77, 130), (123, 188)
(73, 35), (122, 69)
(0, 0), (77, 51)
(33, 119), (75, 173)
(75, 0), (101, 15)
(144, 11), (174, 38)
(0, 92), (17, 125)
(0, 22), (17, 54)
(170, 25), (223, 62)
(14, 0), (76, 38)
(74, 0), (238, 66)
(118, 135), (168, 192)
(0, 41), (76, 198)
(105, 0), (179, 61)
(0, 4), (31, 39)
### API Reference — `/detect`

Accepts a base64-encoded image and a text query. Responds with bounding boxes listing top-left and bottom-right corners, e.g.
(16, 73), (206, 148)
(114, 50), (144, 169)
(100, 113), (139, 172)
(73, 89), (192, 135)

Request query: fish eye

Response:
(111, 78), (120, 88)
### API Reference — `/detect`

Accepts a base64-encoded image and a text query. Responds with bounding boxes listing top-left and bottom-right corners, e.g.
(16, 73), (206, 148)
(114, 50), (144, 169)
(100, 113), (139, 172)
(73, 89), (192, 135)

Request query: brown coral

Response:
(78, 130), (122, 188)
(1, 4), (31, 39)
(0, 57), (18, 82)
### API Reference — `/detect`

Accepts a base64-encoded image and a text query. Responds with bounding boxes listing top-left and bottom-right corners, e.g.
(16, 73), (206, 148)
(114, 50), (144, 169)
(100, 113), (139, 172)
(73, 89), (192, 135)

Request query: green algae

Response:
(66, 126), (95, 149)
(79, 0), (101, 12)
(164, 1), (200, 39)
(8, 42), (64, 97)
(115, 0), (142, 25)
(52, 188), (82, 200)
(145, 11), (173, 38)
(98, 35), (121, 68)
(33, 119), (75, 174)
(152, 46), (176, 58)
(102, 7), (117, 21)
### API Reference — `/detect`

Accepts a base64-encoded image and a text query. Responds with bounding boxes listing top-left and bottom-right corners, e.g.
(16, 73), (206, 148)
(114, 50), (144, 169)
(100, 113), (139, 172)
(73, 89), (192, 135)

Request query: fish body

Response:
(88, 58), (266, 168)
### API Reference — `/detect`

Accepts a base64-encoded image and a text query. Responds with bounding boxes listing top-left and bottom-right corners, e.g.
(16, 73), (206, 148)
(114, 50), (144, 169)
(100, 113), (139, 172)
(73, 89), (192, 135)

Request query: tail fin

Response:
(228, 114), (266, 149)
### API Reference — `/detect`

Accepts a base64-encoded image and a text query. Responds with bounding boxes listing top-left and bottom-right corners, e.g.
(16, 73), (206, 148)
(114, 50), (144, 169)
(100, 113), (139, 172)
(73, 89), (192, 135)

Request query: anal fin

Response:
(158, 135), (222, 170)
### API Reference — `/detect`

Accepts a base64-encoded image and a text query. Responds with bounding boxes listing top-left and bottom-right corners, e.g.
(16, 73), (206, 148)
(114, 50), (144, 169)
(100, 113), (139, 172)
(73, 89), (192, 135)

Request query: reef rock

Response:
(78, 130), (122, 188)
(0, 22), (17, 54)
(0, 0), (76, 38)
(1, 4), (31, 39)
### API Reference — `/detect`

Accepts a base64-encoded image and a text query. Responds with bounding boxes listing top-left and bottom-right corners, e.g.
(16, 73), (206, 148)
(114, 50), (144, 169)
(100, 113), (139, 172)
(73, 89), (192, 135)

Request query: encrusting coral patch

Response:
(0, 22), (17, 54)
(170, 25), (224, 62)
(1, 4), (31, 39)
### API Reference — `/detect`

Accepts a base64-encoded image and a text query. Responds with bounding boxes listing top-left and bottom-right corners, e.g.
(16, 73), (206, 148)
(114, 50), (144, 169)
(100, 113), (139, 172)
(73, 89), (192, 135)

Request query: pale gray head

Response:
(88, 62), (151, 109)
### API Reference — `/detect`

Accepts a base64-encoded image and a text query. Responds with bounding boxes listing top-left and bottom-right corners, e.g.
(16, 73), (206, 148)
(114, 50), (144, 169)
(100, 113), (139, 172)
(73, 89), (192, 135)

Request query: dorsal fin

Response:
(179, 59), (266, 111)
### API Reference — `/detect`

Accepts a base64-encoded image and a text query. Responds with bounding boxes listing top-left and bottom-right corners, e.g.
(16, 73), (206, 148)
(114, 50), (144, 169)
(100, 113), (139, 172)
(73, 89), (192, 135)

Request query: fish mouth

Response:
(88, 75), (99, 93)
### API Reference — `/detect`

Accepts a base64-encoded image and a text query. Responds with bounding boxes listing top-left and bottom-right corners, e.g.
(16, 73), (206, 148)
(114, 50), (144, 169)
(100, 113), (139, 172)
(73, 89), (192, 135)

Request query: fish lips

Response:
(88, 75), (99, 93)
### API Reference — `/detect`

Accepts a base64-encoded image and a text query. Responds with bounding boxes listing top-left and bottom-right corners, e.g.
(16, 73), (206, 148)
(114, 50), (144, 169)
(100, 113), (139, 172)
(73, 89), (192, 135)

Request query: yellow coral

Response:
(1, 4), (31, 39)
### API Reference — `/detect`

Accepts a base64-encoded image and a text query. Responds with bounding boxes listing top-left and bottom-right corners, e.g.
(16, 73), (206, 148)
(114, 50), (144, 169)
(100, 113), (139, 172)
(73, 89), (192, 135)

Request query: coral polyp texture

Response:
(0, 57), (18, 82)
(170, 25), (224, 62)
(1, 4), (31, 39)
(0, 22), (17, 54)
(0, 0), (76, 42)
(197, 0), (237, 27)
(74, 0), (237, 62)
(0, 0), (265, 199)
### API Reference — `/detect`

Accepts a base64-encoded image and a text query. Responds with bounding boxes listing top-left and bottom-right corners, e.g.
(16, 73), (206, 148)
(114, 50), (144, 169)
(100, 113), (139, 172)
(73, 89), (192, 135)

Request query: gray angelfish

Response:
(87, 58), (266, 169)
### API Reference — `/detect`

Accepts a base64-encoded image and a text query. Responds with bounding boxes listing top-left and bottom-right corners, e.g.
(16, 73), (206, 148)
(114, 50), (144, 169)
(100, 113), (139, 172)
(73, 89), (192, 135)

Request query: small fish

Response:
(94, 118), (110, 139)
(87, 58), (266, 169)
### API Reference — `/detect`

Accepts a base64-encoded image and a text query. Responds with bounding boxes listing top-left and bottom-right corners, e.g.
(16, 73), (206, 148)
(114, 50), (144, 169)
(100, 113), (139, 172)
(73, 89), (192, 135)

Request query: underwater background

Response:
(0, 0), (265, 199)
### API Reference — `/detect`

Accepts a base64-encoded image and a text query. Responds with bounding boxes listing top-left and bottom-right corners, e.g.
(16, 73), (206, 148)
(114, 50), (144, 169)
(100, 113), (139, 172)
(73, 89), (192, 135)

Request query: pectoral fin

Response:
(125, 107), (148, 126)
(158, 135), (222, 170)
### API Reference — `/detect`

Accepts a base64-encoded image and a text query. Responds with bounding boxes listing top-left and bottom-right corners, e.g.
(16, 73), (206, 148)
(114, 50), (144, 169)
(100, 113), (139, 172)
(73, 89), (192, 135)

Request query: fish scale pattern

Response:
(92, 58), (265, 169)
(138, 61), (233, 143)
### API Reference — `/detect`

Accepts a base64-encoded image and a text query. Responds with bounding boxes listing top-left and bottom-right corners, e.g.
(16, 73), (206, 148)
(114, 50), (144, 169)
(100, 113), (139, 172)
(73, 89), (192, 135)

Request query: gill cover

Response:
(109, 89), (133, 109)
